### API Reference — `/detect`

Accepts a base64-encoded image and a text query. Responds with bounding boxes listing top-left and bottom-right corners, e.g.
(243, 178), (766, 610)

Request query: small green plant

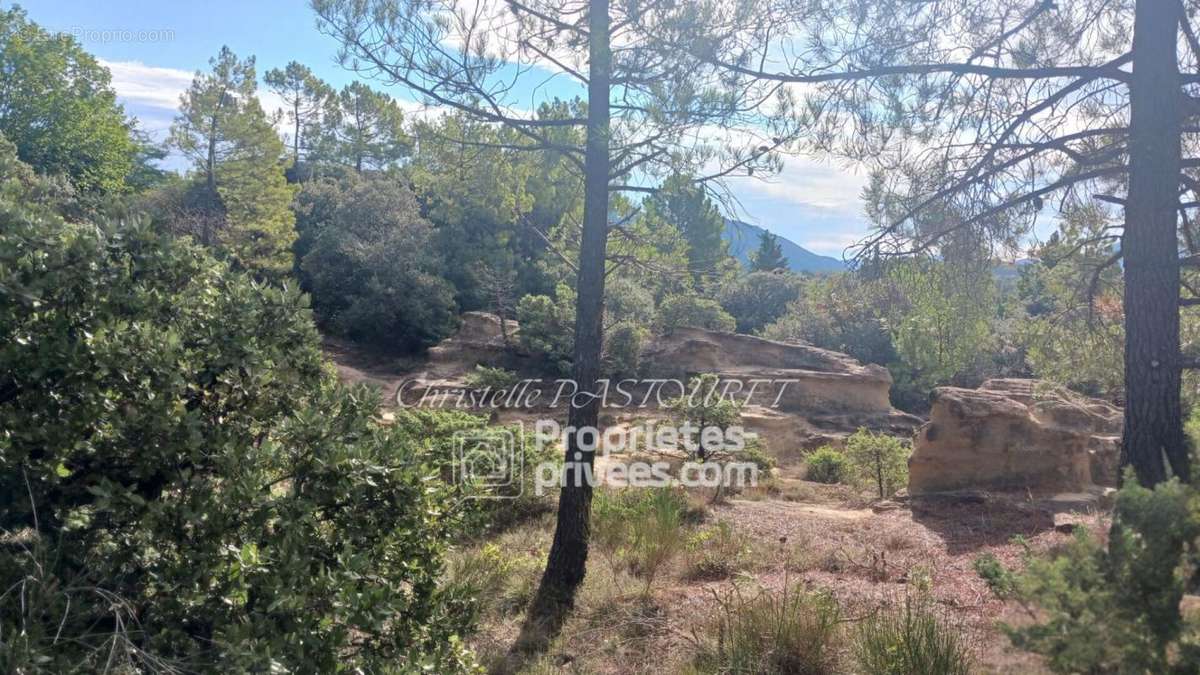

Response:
(844, 428), (910, 498)
(972, 553), (1015, 599)
(693, 584), (842, 674)
(806, 446), (849, 484)
(464, 364), (519, 390)
(440, 543), (518, 628)
(735, 437), (777, 472)
(853, 595), (973, 675)
(626, 487), (691, 590)
(589, 487), (691, 590)
(685, 520), (752, 581)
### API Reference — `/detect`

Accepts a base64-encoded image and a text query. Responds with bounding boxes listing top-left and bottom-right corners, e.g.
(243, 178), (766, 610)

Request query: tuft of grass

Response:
(852, 595), (973, 675)
(590, 487), (692, 591)
(684, 520), (752, 581)
(693, 584), (842, 674)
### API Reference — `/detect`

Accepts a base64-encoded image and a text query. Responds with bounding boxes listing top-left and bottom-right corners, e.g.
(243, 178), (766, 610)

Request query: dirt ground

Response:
(458, 460), (1107, 674)
(326, 341), (1106, 673)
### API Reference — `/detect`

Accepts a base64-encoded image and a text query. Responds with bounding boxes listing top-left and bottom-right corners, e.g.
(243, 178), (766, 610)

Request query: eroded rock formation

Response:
(908, 379), (1121, 496)
(399, 314), (921, 450)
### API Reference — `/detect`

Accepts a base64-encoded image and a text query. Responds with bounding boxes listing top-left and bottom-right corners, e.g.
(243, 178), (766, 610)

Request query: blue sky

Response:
(16, 0), (872, 257)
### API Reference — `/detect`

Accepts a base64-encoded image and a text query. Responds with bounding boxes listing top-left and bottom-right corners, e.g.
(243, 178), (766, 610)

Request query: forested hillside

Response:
(7, 0), (1200, 672)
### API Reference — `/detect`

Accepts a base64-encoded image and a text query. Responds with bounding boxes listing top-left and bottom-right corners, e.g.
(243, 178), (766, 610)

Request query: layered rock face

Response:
(642, 328), (921, 447)
(908, 379), (1121, 496)
(426, 311), (524, 374)
(405, 315), (922, 448)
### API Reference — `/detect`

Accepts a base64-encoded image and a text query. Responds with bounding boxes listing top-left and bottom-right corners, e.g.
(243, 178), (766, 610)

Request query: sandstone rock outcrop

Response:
(642, 327), (921, 447)
(426, 311), (524, 374)
(908, 378), (1121, 496)
(401, 316), (922, 449)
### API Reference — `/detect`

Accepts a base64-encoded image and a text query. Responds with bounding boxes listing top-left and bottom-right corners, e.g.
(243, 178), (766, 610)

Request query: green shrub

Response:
(604, 321), (649, 377)
(659, 294), (737, 332)
(694, 584), (841, 674)
(465, 363), (519, 390)
(853, 596), (973, 675)
(806, 447), (849, 484)
(516, 285), (575, 373)
(297, 174), (459, 352)
(390, 408), (559, 534)
(844, 428), (911, 498)
(735, 437), (777, 472)
(718, 270), (803, 334)
(666, 374), (743, 449)
(972, 553), (1016, 599)
(0, 202), (474, 670)
(981, 478), (1200, 673)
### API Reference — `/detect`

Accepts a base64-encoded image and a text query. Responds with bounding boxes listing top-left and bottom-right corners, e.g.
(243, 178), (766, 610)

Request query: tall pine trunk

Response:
(1121, 0), (1189, 484)
(528, 0), (611, 620)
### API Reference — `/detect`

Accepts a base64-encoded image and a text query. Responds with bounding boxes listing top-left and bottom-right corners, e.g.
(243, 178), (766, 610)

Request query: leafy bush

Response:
(845, 428), (911, 498)
(659, 294), (737, 332)
(806, 447), (849, 484)
(735, 437), (777, 472)
(853, 596), (973, 675)
(693, 584), (841, 674)
(972, 553), (1016, 599)
(604, 321), (649, 377)
(981, 478), (1200, 673)
(762, 273), (897, 367)
(718, 270), (803, 334)
(605, 275), (657, 328)
(389, 408), (560, 534)
(516, 284), (575, 372)
(297, 174), (458, 352)
(465, 364), (519, 390)
(0, 199), (474, 670)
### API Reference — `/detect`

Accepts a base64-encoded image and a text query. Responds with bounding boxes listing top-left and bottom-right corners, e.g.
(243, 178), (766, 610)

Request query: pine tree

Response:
(264, 61), (332, 166)
(311, 82), (410, 173)
(750, 231), (788, 272)
(644, 174), (733, 289)
(169, 47), (296, 277)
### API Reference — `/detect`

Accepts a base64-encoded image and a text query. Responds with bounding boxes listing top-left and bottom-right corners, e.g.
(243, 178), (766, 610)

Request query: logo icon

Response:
(453, 428), (523, 499)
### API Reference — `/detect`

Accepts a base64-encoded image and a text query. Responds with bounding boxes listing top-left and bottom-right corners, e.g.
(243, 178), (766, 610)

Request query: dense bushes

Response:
(516, 284), (576, 372)
(0, 184), (475, 670)
(805, 447), (849, 484)
(659, 294), (737, 332)
(977, 478), (1200, 673)
(718, 270), (803, 334)
(295, 174), (458, 352)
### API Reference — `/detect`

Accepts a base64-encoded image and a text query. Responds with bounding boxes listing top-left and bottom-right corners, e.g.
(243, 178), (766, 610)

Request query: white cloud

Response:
(100, 59), (193, 111)
(802, 231), (866, 254)
(101, 59), (301, 136)
(732, 155), (868, 213)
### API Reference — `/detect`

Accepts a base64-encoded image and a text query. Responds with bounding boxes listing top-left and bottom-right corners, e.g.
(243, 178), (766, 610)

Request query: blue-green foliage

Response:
(0, 157), (478, 671)
(979, 477), (1200, 673)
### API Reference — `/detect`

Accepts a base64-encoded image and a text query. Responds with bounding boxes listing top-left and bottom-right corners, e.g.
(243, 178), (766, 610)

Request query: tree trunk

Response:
(529, 0), (611, 622)
(1121, 0), (1189, 485)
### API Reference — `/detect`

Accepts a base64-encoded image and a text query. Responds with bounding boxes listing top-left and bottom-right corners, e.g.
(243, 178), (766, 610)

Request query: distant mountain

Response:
(722, 218), (846, 274)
